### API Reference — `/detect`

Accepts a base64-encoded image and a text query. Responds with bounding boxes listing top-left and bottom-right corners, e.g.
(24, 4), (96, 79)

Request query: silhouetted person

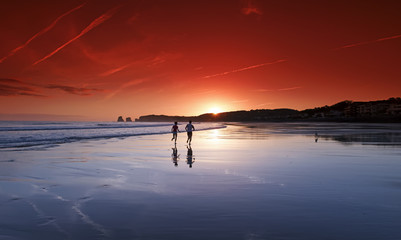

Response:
(185, 121), (195, 144)
(172, 144), (179, 167)
(186, 145), (195, 168)
(171, 122), (179, 143)
(315, 132), (319, 142)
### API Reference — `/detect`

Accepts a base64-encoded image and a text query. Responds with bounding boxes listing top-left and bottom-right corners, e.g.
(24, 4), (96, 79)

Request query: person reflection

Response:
(171, 144), (179, 167)
(186, 145), (195, 168)
(315, 132), (319, 142)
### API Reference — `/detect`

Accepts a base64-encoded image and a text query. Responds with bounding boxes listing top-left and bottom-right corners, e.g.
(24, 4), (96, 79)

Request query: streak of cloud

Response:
(105, 79), (146, 100)
(254, 86), (301, 92)
(195, 89), (217, 95)
(232, 99), (249, 103)
(202, 59), (287, 79)
(0, 3), (85, 64)
(241, 0), (263, 15)
(255, 102), (273, 108)
(100, 53), (178, 77)
(99, 59), (149, 77)
(0, 78), (44, 97)
(333, 34), (401, 50)
(45, 84), (102, 96)
(100, 63), (132, 77)
(33, 5), (121, 66)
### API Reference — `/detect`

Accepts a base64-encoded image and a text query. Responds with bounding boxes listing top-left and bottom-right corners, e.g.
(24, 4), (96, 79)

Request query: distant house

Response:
(387, 104), (401, 116)
(370, 103), (389, 116)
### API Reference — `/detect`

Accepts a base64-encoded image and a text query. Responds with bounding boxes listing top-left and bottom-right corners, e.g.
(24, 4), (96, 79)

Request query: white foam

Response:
(0, 121), (225, 150)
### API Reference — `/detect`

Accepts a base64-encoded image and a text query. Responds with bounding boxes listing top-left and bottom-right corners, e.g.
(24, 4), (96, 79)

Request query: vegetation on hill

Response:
(135, 98), (401, 122)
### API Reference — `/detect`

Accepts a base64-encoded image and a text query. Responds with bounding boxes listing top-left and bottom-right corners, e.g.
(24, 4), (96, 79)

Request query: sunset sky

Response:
(1, 0), (400, 121)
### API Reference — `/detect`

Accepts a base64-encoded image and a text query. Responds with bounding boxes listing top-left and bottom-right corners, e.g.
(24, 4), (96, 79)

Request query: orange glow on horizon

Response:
(209, 107), (223, 115)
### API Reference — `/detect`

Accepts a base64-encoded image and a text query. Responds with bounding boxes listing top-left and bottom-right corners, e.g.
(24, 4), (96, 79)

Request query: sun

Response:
(209, 107), (222, 115)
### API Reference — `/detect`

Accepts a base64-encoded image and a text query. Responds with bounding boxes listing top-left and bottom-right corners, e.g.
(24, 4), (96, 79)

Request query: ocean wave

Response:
(0, 122), (172, 132)
(0, 122), (225, 150)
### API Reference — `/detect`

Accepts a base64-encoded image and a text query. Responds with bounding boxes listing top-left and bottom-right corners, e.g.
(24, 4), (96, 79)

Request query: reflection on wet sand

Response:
(186, 145), (195, 168)
(225, 123), (401, 146)
(171, 144), (179, 167)
(170, 144), (196, 168)
(326, 132), (401, 146)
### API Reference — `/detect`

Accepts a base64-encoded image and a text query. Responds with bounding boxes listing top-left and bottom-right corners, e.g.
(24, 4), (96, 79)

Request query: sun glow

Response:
(209, 107), (222, 115)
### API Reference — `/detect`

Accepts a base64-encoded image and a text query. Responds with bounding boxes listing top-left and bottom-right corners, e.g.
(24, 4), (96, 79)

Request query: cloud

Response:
(202, 59), (287, 79)
(99, 52), (179, 77)
(277, 86), (302, 91)
(195, 89), (217, 95)
(232, 99), (249, 103)
(45, 84), (102, 96)
(333, 34), (401, 50)
(255, 102), (273, 108)
(0, 79), (103, 97)
(0, 113), (87, 121)
(0, 3), (85, 64)
(255, 86), (301, 92)
(105, 79), (146, 99)
(241, 0), (263, 15)
(33, 5), (121, 66)
(0, 78), (44, 97)
(99, 63), (132, 77)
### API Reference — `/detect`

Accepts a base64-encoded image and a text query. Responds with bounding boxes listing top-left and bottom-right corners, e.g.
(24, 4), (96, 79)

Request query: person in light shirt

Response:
(185, 121), (195, 144)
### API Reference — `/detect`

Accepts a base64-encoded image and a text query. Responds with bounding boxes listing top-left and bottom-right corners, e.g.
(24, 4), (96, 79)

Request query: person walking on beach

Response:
(171, 122), (179, 143)
(185, 121), (195, 144)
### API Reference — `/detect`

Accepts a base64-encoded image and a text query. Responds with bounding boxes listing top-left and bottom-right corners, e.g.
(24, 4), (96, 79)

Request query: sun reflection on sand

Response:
(204, 129), (227, 144)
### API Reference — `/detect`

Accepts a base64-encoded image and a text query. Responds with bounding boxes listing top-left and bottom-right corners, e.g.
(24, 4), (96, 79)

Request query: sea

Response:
(0, 121), (224, 150)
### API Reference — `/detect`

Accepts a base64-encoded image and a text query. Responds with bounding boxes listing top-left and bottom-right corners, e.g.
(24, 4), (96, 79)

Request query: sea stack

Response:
(117, 116), (124, 122)
(126, 117), (132, 122)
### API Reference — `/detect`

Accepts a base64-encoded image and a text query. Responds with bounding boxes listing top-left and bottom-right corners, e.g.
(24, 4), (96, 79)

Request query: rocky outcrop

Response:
(126, 117), (132, 122)
(117, 116), (124, 122)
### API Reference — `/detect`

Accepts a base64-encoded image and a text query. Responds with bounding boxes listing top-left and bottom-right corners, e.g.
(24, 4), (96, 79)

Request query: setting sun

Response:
(209, 107), (222, 115)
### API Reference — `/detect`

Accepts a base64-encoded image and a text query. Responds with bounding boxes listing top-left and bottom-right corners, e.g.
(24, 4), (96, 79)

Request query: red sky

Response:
(1, 0), (400, 121)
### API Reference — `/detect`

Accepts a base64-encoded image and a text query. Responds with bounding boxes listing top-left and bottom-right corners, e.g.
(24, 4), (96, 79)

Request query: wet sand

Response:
(1, 124), (401, 240)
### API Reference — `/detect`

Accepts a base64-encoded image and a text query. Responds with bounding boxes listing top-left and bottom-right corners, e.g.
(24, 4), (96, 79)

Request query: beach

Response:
(1, 122), (401, 240)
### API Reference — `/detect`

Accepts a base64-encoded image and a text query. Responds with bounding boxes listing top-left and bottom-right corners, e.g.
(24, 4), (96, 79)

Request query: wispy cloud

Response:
(241, 0), (263, 15)
(202, 59), (287, 79)
(0, 78), (44, 97)
(45, 84), (102, 96)
(33, 5), (121, 66)
(255, 102), (273, 108)
(0, 3), (85, 64)
(191, 89), (217, 95)
(105, 79), (146, 99)
(232, 99), (249, 103)
(0, 79), (103, 97)
(255, 86), (302, 92)
(333, 34), (401, 50)
(99, 63), (132, 77)
(100, 53), (178, 77)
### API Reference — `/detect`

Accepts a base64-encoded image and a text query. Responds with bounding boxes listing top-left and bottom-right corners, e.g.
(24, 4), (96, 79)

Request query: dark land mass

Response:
(135, 98), (401, 123)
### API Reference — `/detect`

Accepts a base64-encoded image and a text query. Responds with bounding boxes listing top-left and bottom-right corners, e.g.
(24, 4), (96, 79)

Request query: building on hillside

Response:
(387, 104), (401, 116)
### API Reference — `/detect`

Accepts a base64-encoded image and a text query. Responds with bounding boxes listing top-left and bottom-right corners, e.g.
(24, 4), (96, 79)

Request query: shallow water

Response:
(0, 123), (401, 239)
